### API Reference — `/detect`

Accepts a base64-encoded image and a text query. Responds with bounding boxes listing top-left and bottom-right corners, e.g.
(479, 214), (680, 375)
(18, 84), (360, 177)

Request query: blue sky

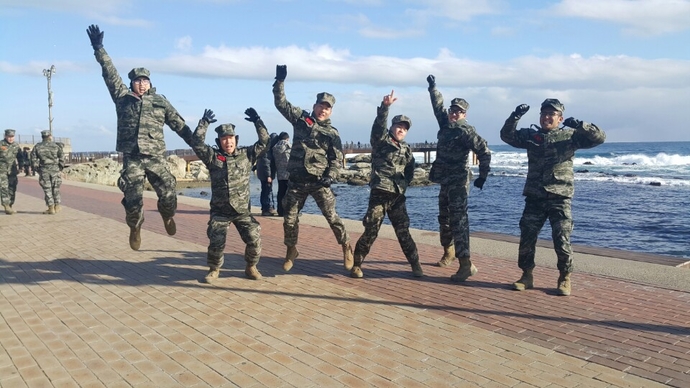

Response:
(1, 0), (689, 152)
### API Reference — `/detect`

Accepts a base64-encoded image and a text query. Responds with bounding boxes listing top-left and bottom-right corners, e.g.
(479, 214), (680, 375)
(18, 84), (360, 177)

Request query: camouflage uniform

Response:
(30, 131), (64, 208)
(428, 87), (491, 260)
(187, 118), (269, 271)
(272, 136), (291, 216)
(272, 81), (350, 248)
(500, 104), (606, 274)
(0, 129), (21, 208)
(92, 48), (193, 230)
(353, 104), (419, 269)
(256, 133), (277, 214)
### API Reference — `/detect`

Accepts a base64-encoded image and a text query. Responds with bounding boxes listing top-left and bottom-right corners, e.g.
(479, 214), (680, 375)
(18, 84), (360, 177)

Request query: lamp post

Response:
(42, 65), (56, 135)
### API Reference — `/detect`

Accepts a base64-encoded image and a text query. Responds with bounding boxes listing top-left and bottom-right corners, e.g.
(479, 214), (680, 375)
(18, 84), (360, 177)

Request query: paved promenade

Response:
(1, 176), (689, 387)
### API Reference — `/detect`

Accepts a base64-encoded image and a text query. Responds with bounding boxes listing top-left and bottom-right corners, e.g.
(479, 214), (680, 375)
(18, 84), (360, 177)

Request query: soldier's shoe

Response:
(163, 217), (176, 235)
(245, 265), (262, 280)
(129, 226), (141, 251)
(557, 272), (571, 296)
(283, 246), (299, 271)
(436, 245), (456, 267)
(350, 265), (363, 278)
(261, 210), (273, 216)
(342, 243), (354, 270)
(4, 205), (15, 215)
(513, 269), (534, 291)
(204, 268), (220, 284)
(411, 261), (424, 277)
(54, 204), (62, 213)
(43, 206), (56, 215)
(450, 258), (477, 282)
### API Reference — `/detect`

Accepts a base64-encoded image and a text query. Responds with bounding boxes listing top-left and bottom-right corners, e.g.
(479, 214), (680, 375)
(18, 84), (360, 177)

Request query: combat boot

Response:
(342, 242), (354, 270)
(43, 205), (55, 215)
(4, 205), (15, 215)
(411, 261), (424, 277)
(129, 226), (141, 251)
(283, 246), (299, 271)
(163, 217), (176, 235)
(350, 266), (363, 278)
(204, 268), (220, 284)
(54, 204), (62, 213)
(513, 268), (534, 291)
(450, 257), (477, 282)
(245, 264), (262, 280)
(557, 272), (571, 296)
(437, 245), (456, 267)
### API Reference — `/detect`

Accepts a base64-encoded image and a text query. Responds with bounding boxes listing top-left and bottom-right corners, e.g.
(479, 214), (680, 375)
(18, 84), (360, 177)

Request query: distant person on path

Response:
(271, 132), (291, 217)
(272, 64), (354, 272)
(351, 91), (422, 278)
(501, 99), (606, 296)
(187, 108), (269, 283)
(0, 129), (21, 215)
(20, 147), (33, 176)
(256, 132), (278, 216)
(30, 130), (64, 214)
(87, 24), (194, 251)
(427, 74), (491, 283)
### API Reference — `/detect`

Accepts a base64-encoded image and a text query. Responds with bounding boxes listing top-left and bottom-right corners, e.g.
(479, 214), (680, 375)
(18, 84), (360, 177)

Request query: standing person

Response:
(272, 64), (354, 272)
(427, 75), (491, 282)
(500, 99), (606, 296)
(351, 91), (422, 278)
(256, 132), (277, 216)
(30, 130), (64, 214)
(0, 129), (21, 215)
(272, 132), (291, 217)
(188, 108), (269, 283)
(86, 24), (194, 251)
(20, 147), (32, 176)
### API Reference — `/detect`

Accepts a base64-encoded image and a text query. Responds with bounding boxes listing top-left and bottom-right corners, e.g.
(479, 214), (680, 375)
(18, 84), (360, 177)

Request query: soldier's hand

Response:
(382, 90), (397, 106)
(275, 65), (287, 81)
(473, 177), (486, 190)
(426, 74), (436, 87)
(87, 24), (104, 50)
(202, 109), (217, 124)
(563, 117), (581, 128)
(514, 104), (530, 119)
(319, 176), (332, 188)
(244, 107), (260, 123)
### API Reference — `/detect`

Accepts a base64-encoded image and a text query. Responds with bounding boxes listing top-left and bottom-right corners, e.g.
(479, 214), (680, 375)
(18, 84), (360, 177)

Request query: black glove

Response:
(244, 108), (260, 123)
(563, 117), (581, 128)
(319, 176), (332, 188)
(275, 65), (287, 81)
(202, 109), (217, 124)
(514, 104), (530, 119)
(86, 24), (104, 50)
(473, 177), (486, 190)
(427, 74), (435, 87)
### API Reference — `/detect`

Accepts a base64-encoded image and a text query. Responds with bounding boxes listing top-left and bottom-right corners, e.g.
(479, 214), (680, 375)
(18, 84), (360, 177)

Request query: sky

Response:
(1, 0), (689, 152)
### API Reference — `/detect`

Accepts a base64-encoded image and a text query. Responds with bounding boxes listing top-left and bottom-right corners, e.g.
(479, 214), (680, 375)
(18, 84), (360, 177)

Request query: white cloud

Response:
(405, 0), (504, 22)
(176, 36), (193, 52)
(0, 0), (153, 27)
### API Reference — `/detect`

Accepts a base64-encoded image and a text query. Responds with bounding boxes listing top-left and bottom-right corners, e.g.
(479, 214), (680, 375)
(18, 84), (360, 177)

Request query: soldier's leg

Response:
(0, 175), (10, 207)
(51, 173), (62, 210)
(389, 195), (423, 277)
(312, 184), (354, 270)
(547, 198), (574, 273)
(436, 184), (455, 266)
(8, 174), (18, 206)
(144, 156), (177, 235)
(517, 198), (548, 271)
(282, 182), (308, 270)
(38, 173), (55, 206)
(233, 214), (263, 280)
(447, 183), (478, 282)
(353, 193), (387, 266)
(205, 217), (229, 283)
(118, 158), (146, 229)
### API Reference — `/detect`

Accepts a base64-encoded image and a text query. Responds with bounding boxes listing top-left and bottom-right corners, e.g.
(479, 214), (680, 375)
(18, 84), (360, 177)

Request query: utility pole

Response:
(42, 65), (56, 135)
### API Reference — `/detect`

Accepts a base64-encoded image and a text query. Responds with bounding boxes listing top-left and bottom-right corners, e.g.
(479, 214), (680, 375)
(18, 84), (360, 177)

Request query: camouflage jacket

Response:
(188, 119), (269, 215)
(255, 133), (277, 181)
(500, 114), (606, 198)
(273, 81), (344, 184)
(272, 139), (291, 181)
(428, 86), (491, 185)
(94, 48), (193, 156)
(30, 140), (64, 174)
(0, 140), (20, 175)
(369, 104), (415, 195)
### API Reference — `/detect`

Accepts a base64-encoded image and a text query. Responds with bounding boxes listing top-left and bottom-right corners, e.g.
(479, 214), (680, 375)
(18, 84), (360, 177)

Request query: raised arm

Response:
(427, 75), (447, 127)
(244, 108), (270, 164)
(272, 65), (302, 124)
(189, 109), (217, 164)
(500, 104), (531, 149)
(87, 24), (129, 102)
(371, 90), (397, 147)
(563, 117), (606, 149)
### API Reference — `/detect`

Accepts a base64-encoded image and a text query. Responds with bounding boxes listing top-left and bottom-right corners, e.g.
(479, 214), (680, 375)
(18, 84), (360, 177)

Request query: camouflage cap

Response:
(315, 92), (336, 107)
(450, 98), (469, 111)
(128, 67), (151, 81)
(4, 129), (15, 137)
(41, 130), (51, 137)
(215, 124), (236, 138)
(541, 98), (565, 113)
(391, 114), (412, 129)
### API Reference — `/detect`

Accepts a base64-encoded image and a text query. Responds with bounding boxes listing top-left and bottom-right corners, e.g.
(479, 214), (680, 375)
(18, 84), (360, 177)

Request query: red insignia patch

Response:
(305, 117), (314, 126)
(217, 155), (226, 162)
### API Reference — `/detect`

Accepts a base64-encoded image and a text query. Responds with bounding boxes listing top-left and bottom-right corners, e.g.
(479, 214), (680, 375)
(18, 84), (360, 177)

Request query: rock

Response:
(349, 162), (371, 171)
(583, 161), (593, 165)
(166, 155), (187, 179)
(62, 157), (121, 186)
(649, 182), (661, 186)
(347, 154), (371, 164)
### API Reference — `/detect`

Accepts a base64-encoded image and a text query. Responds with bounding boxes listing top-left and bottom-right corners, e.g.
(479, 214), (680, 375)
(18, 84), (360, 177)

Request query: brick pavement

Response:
(1, 176), (688, 387)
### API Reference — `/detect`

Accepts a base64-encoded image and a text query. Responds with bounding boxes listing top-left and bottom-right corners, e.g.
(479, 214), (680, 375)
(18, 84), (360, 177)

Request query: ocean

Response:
(179, 141), (690, 261)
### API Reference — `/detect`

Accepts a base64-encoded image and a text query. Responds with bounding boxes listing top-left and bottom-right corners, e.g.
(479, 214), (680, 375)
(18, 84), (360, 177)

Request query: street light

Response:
(42, 65), (56, 135)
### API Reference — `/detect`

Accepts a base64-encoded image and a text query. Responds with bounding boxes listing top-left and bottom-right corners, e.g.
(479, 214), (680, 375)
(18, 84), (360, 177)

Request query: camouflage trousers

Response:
(0, 173), (18, 206)
(283, 181), (349, 247)
(354, 189), (419, 266)
(438, 182), (471, 258)
(118, 154), (176, 229)
(206, 212), (262, 270)
(38, 170), (61, 207)
(518, 196), (574, 273)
